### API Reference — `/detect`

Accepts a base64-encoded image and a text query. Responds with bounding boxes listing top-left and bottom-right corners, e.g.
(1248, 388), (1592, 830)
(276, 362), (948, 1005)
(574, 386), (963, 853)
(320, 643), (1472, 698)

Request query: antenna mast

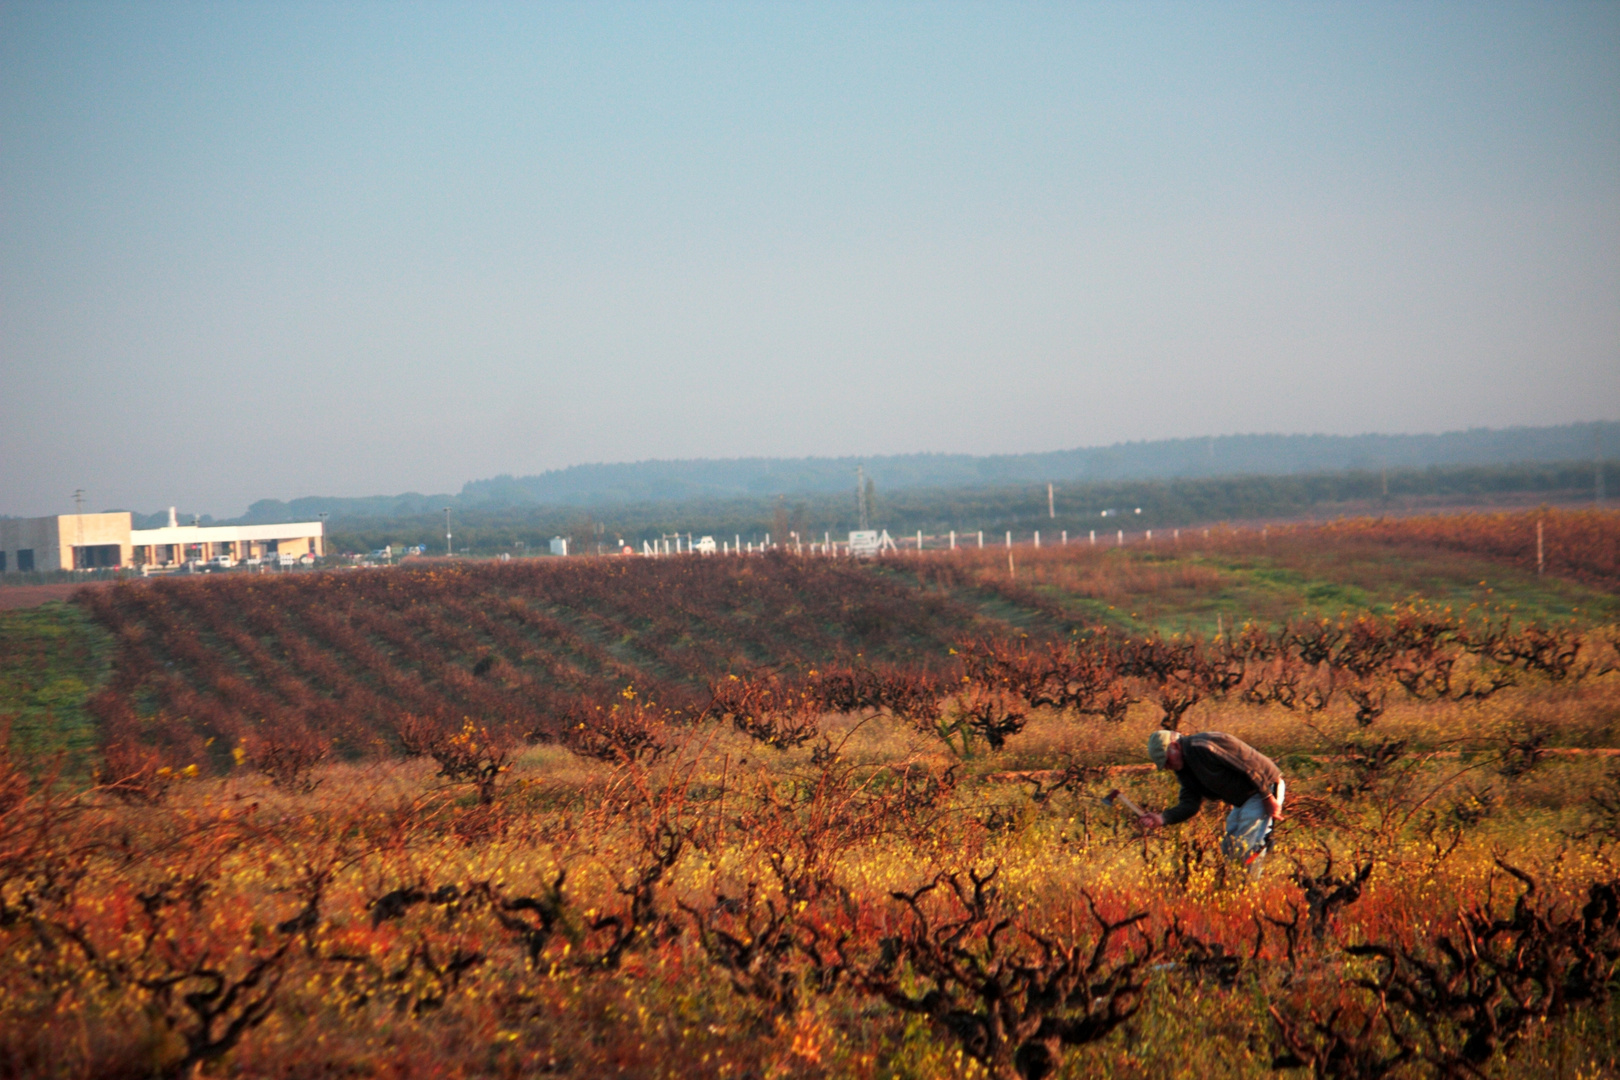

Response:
(73, 489), (85, 570)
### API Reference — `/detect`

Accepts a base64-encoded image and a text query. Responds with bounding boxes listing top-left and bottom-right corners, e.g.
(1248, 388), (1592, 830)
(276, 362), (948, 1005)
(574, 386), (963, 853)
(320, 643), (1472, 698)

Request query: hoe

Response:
(1102, 787), (1149, 824)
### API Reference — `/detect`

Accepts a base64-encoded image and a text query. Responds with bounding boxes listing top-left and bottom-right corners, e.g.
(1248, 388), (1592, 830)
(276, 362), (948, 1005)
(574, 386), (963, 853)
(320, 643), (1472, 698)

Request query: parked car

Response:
(208, 555), (236, 571)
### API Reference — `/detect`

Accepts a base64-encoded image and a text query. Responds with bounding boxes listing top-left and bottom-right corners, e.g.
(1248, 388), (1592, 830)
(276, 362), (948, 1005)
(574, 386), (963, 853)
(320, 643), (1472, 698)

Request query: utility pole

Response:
(72, 489), (84, 569)
(1047, 483), (1055, 519)
(444, 507), (452, 557)
(856, 466), (869, 531)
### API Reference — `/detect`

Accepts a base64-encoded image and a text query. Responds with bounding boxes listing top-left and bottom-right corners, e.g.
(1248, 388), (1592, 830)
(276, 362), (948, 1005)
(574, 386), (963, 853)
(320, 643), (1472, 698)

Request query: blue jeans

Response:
(1221, 778), (1285, 877)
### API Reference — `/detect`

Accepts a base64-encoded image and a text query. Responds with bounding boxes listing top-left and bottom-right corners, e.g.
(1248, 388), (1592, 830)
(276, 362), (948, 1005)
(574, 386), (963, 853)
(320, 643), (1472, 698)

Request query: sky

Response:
(2, 2), (1617, 518)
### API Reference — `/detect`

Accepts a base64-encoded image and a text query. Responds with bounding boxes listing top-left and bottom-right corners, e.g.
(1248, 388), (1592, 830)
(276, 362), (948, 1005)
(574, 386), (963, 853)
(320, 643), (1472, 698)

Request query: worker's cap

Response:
(1147, 730), (1179, 767)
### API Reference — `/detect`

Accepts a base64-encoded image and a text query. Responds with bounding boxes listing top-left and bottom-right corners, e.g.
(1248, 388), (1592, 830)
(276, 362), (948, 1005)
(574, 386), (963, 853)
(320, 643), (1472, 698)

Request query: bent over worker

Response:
(1139, 730), (1285, 876)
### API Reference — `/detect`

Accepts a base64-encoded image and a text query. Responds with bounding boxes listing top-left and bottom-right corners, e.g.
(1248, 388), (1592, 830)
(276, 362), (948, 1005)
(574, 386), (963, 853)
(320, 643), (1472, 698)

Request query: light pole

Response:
(318, 513), (328, 562)
(444, 508), (452, 557)
(72, 489), (85, 570)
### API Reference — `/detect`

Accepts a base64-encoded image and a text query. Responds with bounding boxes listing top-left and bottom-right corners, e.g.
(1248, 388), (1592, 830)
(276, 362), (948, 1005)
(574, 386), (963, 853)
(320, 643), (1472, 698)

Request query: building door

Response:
(73, 544), (122, 569)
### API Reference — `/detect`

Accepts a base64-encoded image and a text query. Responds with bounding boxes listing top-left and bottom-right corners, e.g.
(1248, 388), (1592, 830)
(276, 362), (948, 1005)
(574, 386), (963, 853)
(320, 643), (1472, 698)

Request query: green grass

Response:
(1074, 547), (1619, 637)
(0, 601), (110, 774)
(870, 539), (1617, 645)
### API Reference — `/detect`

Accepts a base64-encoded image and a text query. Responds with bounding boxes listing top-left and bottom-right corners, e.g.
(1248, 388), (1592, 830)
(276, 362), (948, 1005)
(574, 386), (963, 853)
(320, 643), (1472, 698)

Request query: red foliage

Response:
(1311, 507), (1620, 589)
(77, 556), (983, 775)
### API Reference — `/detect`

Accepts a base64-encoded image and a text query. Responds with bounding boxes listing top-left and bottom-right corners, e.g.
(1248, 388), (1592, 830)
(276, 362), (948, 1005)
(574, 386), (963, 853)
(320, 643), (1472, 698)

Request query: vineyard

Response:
(71, 553), (995, 778)
(3, 508), (1620, 1078)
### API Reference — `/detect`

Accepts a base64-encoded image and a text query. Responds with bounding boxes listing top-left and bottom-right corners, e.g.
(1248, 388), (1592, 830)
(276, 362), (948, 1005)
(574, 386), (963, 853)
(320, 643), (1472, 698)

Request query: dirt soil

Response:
(0, 584), (91, 610)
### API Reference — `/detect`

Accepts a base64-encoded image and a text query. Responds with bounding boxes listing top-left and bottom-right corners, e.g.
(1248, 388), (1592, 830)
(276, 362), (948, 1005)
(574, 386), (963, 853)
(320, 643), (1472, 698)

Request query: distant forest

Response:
(194, 420), (1617, 529)
(325, 459), (1610, 557)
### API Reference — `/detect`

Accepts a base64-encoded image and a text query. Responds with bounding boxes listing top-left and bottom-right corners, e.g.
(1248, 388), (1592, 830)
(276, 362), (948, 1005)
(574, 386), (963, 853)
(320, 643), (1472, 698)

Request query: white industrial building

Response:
(0, 509), (324, 574)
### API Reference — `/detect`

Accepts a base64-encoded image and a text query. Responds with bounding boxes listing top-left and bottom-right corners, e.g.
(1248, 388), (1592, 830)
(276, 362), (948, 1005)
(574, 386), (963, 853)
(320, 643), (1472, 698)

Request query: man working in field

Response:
(1138, 730), (1285, 876)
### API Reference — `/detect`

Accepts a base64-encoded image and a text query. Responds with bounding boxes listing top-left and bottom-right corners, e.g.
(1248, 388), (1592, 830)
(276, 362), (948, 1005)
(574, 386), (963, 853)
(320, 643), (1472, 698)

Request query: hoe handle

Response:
(1106, 788), (1148, 819)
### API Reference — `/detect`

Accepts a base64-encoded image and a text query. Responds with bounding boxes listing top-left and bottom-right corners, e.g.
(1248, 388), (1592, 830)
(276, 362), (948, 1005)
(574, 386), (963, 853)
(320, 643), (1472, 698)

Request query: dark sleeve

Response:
(1161, 774), (1204, 826)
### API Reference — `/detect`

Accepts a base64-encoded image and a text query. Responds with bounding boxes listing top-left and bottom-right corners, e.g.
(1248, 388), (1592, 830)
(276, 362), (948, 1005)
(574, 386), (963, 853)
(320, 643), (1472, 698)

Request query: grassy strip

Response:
(0, 600), (110, 775)
(936, 543), (1620, 636)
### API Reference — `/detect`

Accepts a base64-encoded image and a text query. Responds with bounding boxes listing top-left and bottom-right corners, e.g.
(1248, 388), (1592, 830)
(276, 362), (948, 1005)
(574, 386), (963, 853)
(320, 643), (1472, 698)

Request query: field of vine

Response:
(3, 508), (1620, 1078)
(69, 553), (997, 780)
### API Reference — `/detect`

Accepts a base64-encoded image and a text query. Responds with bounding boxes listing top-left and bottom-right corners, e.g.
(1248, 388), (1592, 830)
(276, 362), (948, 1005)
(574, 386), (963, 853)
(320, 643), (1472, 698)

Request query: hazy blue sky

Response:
(3, 2), (1617, 517)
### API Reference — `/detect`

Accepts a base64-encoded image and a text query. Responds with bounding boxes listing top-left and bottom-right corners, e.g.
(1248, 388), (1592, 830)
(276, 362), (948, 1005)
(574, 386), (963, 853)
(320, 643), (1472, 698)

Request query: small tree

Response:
(396, 716), (516, 805)
(244, 724), (331, 793)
